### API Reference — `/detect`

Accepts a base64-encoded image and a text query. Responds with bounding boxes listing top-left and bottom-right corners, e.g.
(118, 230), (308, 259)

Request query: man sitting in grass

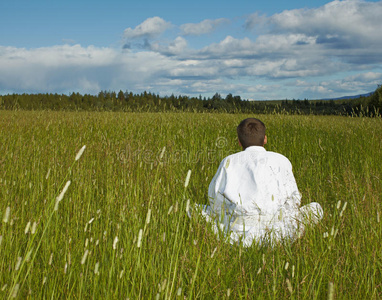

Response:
(201, 118), (323, 247)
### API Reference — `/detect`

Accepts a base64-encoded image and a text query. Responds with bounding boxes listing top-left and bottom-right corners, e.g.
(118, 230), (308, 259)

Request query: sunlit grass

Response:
(0, 110), (381, 299)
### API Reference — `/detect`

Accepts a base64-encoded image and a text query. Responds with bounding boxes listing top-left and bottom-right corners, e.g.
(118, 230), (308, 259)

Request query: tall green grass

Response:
(0, 111), (381, 299)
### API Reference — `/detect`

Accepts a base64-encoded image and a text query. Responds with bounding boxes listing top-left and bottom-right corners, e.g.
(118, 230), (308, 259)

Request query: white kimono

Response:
(202, 146), (323, 247)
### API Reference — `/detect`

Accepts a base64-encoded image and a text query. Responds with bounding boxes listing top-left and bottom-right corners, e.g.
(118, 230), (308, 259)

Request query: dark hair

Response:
(237, 118), (266, 149)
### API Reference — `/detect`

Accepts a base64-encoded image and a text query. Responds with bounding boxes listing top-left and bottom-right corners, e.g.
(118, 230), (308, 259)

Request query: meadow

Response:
(0, 110), (381, 299)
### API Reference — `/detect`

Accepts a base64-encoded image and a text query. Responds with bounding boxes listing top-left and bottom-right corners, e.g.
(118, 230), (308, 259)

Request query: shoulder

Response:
(217, 150), (293, 169)
(265, 151), (289, 160)
(264, 151), (293, 169)
(215, 151), (243, 170)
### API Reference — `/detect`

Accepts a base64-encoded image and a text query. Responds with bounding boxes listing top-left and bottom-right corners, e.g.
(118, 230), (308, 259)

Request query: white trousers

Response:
(198, 202), (323, 247)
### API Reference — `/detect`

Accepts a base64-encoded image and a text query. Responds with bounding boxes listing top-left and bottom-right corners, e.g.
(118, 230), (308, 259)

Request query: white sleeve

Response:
(208, 158), (229, 215)
(283, 162), (301, 208)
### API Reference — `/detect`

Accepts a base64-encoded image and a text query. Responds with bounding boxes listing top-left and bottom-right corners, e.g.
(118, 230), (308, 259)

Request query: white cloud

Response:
(199, 34), (319, 61)
(298, 72), (382, 98)
(305, 85), (333, 96)
(123, 17), (172, 39)
(323, 73), (382, 92)
(222, 59), (245, 68)
(241, 0), (382, 73)
(0, 45), (118, 93)
(246, 84), (278, 93)
(199, 36), (254, 58)
(180, 18), (229, 36)
(349, 72), (382, 82)
(150, 37), (188, 55)
(269, 0), (382, 46)
(196, 34), (335, 79)
(244, 12), (267, 30)
(186, 79), (232, 94)
(0, 45), (179, 94)
(0, 45), (116, 68)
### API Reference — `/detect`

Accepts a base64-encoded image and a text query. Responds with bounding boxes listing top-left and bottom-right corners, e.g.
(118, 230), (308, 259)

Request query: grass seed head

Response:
(161, 279), (167, 292)
(75, 145), (86, 161)
(159, 146), (166, 160)
(15, 257), (22, 271)
(3, 206), (10, 223)
(94, 262), (100, 275)
(211, 247), (217, 258)
(55, 181), (71, 211)
(328, 282), (334, 300)
(286, 278), (293, 294)
(339, 202), (347, 217)
(81, 249), (89, 265)
(336, 200), (341, 210)
(11, 283), (19, 299)
(113, 236), (119, 250)
(57, 181), (71, 202)
(24, 221), (31, 234)
(137, 229), (143, 248)
(45, 168), (51, 180)
(184, 169), (191, 188)
(145, 208), (151, 224)
(330, 226), (335, 236)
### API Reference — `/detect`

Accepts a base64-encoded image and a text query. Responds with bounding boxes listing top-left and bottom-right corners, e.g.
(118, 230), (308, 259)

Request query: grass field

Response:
(0, 110), (381, 299)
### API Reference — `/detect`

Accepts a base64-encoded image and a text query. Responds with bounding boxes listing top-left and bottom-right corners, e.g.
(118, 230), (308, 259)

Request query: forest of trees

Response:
(0, 85), (381, 116)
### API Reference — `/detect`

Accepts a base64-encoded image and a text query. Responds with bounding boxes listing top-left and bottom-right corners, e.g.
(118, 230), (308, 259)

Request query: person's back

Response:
(209, 146), (301, 216)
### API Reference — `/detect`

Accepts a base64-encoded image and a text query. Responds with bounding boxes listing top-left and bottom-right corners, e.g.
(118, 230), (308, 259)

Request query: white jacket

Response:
(206, 146), (321, 246)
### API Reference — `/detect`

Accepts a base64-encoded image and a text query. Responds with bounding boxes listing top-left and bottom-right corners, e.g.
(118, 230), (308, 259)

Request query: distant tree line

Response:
(0, 85), (381, 116)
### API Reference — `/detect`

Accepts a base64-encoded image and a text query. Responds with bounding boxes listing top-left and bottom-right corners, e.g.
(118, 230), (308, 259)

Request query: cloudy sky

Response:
(1, 0), (382, 100)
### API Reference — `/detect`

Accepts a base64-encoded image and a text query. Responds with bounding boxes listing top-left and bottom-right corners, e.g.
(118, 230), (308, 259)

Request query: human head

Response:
(237, 118), (267, 149)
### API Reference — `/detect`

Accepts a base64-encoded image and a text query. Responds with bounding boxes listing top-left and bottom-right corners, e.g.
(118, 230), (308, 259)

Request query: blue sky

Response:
(1, 0), (382, 100)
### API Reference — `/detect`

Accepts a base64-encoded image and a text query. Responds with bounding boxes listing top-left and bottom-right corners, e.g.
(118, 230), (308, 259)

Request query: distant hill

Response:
(250, 91), (374, 102)
(319, 92), (374, 101)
